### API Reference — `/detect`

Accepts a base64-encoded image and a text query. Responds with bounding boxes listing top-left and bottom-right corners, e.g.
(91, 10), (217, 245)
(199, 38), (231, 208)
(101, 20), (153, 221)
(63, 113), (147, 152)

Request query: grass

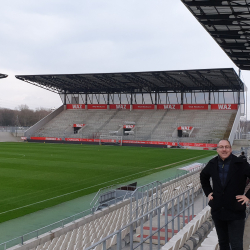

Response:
(0, 142), (216, 223)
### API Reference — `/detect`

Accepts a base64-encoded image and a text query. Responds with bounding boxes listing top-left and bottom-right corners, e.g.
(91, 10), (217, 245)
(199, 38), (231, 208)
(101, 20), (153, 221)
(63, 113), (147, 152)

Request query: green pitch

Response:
(0, 142), (216, 223)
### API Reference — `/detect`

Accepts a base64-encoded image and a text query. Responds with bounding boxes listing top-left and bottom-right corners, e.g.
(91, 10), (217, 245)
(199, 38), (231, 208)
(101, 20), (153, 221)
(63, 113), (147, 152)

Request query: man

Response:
(238, 151), (247, 162)
(200, 139), (250, 250)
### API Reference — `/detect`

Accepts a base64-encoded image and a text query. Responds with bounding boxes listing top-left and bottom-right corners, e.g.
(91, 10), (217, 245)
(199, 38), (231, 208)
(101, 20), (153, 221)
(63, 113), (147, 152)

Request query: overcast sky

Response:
(1, 0), (249, 117)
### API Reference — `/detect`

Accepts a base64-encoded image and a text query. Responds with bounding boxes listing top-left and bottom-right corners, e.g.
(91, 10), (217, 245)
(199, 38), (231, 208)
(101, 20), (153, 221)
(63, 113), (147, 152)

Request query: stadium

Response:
(1, 0), (250, 250)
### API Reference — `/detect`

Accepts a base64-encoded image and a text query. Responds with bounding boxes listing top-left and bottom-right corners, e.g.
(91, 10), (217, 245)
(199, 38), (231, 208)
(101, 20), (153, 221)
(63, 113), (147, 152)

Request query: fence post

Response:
(150, 212), (153, 249)
(192, 188), (194, 220)
(165, 203), (168, 243)
(130, 197), (132, 222)
(182, 192), (185, 227)
(103, 240), (106, 250)
(187, 190), (190, 223)
(140, 217), (143, 250)
(177, 195), (180, 232)
(157, 207), (161, 249)
(117, 231), (121, 250)
(171, 199), (174, 238)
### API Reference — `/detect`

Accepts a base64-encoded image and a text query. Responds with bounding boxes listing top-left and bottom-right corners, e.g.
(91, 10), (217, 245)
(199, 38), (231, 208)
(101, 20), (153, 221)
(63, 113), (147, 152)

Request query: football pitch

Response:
(0, 142), (216, 223)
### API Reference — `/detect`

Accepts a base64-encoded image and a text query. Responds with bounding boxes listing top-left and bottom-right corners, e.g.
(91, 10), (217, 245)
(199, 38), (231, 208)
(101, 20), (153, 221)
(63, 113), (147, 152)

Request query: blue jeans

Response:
(213, 218), (245, 250)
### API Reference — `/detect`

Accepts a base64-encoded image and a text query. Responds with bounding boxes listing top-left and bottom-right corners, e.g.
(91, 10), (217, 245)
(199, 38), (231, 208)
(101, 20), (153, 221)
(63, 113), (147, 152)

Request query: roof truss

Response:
(181, 0), (250, 70)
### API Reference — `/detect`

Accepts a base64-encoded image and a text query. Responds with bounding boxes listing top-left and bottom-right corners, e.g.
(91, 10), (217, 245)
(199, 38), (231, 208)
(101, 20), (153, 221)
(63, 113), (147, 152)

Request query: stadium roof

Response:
(0, 73), (8, 79)
(181, 0), (250, 70)
(15, 68), (244, 94)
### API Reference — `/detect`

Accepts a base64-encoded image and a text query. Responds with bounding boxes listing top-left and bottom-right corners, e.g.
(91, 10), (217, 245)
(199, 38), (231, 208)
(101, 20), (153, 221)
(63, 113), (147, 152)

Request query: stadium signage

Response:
(178, 126), (193, 131)
(88, 104), (107, 109)
(21, 137), (27, 140)
(110, 104), (130, 110)
(65, 138), (100, 142)
(30, 137), (62, 141)
(157, 104), (181, 110)
(133, 104), (155, 109)
(73, 124), (85, 128)
(123, 125), (135, 129)
(211, 104), (238, 110)
(66, 104), (85, 109)
(183, 104), (208, 110)
(30, 137), (217, 148)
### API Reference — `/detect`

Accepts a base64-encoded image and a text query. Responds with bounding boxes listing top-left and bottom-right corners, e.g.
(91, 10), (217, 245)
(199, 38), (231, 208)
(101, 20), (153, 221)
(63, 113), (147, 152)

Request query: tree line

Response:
(0, 105), (51, 127)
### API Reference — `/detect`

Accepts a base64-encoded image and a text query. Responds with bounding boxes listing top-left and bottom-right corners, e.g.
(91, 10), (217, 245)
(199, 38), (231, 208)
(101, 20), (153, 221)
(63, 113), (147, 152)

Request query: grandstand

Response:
(16, 68), (245, 149)
(0, 73), (8, 79)
(4, 1), (250, 249)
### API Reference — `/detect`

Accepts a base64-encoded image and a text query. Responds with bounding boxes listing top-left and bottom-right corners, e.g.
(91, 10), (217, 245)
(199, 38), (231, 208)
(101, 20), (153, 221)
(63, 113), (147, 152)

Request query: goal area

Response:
(99, 135), (122, 146)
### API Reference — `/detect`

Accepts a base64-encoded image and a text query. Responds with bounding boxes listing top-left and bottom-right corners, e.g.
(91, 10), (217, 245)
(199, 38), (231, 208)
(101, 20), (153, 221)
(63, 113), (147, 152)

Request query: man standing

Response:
(238, 151), (247, 162)
(200, 139), (250, 250)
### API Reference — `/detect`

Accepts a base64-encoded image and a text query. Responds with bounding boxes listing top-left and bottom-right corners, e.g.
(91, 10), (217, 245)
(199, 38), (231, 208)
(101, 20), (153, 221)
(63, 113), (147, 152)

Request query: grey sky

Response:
(0, 0), (249, 117)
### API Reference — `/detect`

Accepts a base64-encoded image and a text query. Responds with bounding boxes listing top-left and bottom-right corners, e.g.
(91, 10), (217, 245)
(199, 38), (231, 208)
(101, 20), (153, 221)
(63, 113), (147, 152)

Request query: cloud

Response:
(0, 0), (249, 117)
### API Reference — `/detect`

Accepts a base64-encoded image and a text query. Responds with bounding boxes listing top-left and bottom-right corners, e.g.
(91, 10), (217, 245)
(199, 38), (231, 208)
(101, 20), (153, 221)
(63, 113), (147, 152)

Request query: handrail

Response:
(84, 187), (195, 250)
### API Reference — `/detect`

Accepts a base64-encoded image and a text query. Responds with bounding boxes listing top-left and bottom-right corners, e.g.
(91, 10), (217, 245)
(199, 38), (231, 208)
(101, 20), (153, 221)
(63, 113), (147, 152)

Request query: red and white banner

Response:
(110, 104), (130, 110)
(30, 137), (62, 141)
(88, 104), (107, 109)
(21, 137), (27, 140)
(179, 142), (217, 148)
(73, 124), (85, 128)
(29, 137), (217, 148)
(183, 104), (208, 110)
(211, 104), (238, 110)
(65, 138), (100, 142)
(177, 126), (193, 131)
(157, 104), (181, 110)
(66, 104), (85, 109)
(133, 104), (155, 110)
(123, 125), (135, 129)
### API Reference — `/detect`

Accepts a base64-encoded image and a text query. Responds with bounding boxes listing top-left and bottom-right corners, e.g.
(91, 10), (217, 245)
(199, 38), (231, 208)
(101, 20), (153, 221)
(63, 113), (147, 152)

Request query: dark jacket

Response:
(238, 154), (247, 162)
(200, 154), (250, 219)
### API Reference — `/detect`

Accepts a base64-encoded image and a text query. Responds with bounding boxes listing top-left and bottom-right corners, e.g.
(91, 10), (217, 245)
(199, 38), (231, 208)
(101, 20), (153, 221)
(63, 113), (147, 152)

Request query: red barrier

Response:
(66, 104), (85, 109)
(73, 124), (85, 127)
(123, 125), (135, 128)
(133, 104), (155, 110)
(65, 138), (99, 142)
(88, 104), (107, 109)
(157, 104), (181, 110)
(211, 104), (238, 110)
(183, 104), (208, 110)
(29, 137), (217, 148)
(110, 104), (130, 110)
(177, 126), (193, 130)
(30, 137), (62, 141)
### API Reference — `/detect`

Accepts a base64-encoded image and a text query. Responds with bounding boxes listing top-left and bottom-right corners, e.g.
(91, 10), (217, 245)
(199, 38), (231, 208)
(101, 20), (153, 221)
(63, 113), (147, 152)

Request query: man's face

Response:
(217, 140), (232, 160)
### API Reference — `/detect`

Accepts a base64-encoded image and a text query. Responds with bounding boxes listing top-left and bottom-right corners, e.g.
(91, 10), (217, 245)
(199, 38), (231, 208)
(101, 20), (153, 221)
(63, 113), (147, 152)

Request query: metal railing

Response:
(85, 187), (195, 250)
(0, 168), (202, 250)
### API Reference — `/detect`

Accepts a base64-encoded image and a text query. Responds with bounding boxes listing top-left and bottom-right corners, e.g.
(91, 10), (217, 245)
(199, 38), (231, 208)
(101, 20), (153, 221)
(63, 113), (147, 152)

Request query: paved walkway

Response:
(0, 132), (21, 142)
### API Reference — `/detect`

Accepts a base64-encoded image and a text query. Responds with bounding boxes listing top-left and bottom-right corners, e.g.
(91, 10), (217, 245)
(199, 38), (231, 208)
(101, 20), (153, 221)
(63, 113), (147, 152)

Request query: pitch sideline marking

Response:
(0, 154), (210, 215)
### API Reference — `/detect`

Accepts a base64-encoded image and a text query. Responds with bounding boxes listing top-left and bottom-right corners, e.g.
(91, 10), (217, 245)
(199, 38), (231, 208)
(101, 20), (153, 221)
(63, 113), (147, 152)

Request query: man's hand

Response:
(236, 195), (250, 205)
(208, 192), (213, 201)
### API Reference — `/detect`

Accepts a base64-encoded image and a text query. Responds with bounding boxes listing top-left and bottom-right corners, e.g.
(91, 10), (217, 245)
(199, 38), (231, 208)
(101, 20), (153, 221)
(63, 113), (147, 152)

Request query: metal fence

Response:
(0, 168), (203, 250)
(85, 187), (195, 250)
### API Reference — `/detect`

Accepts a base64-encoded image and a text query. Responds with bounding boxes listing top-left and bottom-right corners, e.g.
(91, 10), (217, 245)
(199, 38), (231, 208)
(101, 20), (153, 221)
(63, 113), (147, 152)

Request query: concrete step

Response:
(133, 233), (171, 245)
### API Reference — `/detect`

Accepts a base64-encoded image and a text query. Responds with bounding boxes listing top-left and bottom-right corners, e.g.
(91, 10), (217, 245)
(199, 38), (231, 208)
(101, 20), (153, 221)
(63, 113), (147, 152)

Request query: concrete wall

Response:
(233, 139), (250, 146)
(24, 105), (64, 138)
